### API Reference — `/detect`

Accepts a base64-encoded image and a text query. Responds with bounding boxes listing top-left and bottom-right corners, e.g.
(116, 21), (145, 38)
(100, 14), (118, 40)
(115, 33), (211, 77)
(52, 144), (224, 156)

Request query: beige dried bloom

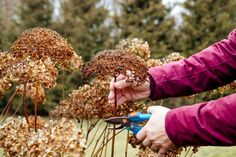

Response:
(50, 79), (147, 119)
(162, 52), (184, 64)
(0, 54), (58, 101)
(0, 117), (86, 157)
(83, 49), (148, 87)
(137, 147), (183, 157)
(0, 52), (16, 97)
(146, 59), (163, 68)
(116, 38), (151, 60)
(16, 83), (46, 103)
(129, 135), (184, 157)
(11, 27), (83, 69)
(8, 57), (58, 88)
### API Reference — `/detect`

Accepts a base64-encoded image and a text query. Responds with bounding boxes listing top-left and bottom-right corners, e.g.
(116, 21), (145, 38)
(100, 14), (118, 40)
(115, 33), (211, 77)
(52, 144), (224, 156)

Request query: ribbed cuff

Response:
(148, 73), (156, 100)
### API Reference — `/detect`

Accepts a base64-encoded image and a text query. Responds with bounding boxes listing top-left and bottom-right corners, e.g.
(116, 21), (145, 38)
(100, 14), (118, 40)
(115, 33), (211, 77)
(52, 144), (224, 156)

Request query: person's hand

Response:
(136, 106), (173, 156)
(108, 75), (150, 106)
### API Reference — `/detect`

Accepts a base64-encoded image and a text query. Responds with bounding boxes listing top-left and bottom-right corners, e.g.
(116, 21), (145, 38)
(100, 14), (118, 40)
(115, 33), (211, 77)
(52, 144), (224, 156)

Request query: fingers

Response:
(150, 143), (161, 151)
(114, 79), (129, 89)
(142, 138), (152, 147)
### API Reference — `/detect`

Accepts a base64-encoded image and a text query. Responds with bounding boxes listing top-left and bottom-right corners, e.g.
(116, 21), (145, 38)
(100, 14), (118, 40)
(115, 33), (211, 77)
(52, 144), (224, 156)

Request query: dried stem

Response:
(12, 101), (22, 116)
(23, 82), (29, 124)
(87, 120), (103, 148)
(184, 147), (191, 157)
(86, 119), (100, 144)
(99, 126), (108, 157)
(111, 76), (117, 157)
(93, 128), (125, 157)
(125, 130), (129, 157)
(34, 81), (39, 132)
(104, 128), (110, 157)
(1, 90), (17, 121)
(91, 124), (108, 157)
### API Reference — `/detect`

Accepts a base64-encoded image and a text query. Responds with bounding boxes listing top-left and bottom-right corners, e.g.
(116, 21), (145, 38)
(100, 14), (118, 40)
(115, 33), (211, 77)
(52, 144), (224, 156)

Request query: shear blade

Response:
(108, 124), (124, 130)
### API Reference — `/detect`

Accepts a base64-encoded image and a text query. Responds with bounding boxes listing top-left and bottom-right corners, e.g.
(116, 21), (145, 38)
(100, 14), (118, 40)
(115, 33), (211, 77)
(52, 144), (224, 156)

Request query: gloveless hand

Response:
(136, 106), (173, 156)
(108, 75), (150, 106)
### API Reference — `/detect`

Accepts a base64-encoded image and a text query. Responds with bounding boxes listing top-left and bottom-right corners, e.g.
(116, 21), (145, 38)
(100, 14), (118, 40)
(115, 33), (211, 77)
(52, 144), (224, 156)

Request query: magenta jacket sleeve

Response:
(148, 29), (236, 100)
(165, 93), (236, 146)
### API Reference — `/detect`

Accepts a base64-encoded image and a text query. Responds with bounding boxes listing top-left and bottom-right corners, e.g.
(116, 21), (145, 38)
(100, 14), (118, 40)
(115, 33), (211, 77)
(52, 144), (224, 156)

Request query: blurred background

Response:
(0, 0), (236, 114)
(1, 0), (236, 156)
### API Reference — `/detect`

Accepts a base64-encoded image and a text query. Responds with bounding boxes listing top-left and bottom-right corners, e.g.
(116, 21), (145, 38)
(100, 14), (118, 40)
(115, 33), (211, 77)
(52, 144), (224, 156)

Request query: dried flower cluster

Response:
(146, 52), (184, 68)
(83, 49), (148, 87)
(0, 117), (86, 157)
(11, 27), (83, 69)
(137, 147), (183, 157)
(1, 27), (83, 102)
(128, 134), (198, 157)
(116, 38), (150, 60)
(50, 79), (147, 119)
(0, 53), (58, 102)
(0, 52), (16, 98)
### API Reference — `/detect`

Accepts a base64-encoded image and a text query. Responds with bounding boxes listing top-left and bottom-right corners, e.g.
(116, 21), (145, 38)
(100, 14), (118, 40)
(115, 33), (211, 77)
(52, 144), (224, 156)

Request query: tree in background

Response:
(54, 0), (111, 61)
(0, 0), (19, 51)
(113, 0), (175, 58)
(18, 0), (53, 29)
(171, 0), (236, 56)
(166, 0), (236, 108)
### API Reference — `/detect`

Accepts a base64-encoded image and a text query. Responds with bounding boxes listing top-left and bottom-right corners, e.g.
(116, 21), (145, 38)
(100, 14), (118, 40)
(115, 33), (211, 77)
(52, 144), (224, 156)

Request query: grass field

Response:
(0, 119), (235, 157)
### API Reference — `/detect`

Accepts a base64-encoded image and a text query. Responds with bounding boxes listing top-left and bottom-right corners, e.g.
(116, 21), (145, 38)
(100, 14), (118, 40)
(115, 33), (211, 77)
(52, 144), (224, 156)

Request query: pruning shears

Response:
(104, 112), (151, 134)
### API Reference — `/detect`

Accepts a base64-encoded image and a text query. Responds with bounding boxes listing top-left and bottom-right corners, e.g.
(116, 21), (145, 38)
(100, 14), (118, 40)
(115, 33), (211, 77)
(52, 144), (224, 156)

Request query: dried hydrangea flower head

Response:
(116, 38), (151, 60)
(0, 52), (16, 98)
(146, 58), (163, 68)
(0, 117), (86, 157)
(146, 52), (184, 68)
(0, 56), (58, 102)
(136, 147), (183, 157)
(83, 49), (148, 87)
(16, 83), (46, 103)
(11, 27), (83, 69)
(162, 52), (184, 64)
(8, 57), (58, 88)
(50, 79), (147, 119)
(128, 134), (184, 157)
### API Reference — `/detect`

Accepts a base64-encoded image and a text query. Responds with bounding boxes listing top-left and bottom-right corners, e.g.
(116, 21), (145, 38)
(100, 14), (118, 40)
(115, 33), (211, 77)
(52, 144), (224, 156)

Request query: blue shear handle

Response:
(127, 112), (151, 134)
(127, 125), (142, 135)
(128, 112), (151, 122)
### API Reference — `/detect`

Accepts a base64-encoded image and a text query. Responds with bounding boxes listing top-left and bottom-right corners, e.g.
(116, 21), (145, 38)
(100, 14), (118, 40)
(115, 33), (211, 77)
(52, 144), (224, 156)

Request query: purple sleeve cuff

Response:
(148, 73), (157, 100)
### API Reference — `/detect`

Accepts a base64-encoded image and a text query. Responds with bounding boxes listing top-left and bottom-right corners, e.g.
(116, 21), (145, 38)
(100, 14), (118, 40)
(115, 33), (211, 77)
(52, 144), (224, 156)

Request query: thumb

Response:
(136, 127), (146, 141)
(147, 106), (158, 113)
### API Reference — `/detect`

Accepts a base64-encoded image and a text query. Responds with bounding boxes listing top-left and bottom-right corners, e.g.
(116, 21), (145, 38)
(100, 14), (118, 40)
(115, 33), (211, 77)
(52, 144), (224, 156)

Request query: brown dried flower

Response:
(116, 38), (151, 60)
(50, 79), (147, 119)
(16, 83), (46, 103)
(0, 117), (86, 157)
(83, 49), (148, 87)
(11, 27), (83, 69)
(0, 52), (16, 98)
(128, 135), (184, 157)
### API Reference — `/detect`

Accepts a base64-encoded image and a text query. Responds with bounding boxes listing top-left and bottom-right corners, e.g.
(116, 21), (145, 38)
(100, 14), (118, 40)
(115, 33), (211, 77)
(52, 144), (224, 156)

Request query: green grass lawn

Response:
(0, 119), (235, 157)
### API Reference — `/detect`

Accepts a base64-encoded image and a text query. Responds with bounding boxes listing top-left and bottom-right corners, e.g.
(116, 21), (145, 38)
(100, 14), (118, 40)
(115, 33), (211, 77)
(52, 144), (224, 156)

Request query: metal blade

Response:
(104, 116), (127, 124)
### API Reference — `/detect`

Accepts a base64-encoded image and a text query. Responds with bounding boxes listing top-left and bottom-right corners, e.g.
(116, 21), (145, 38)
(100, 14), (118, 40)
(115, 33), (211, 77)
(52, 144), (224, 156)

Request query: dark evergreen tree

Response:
(54, 0), (111, 61)
(18, 0), (53, 29)
(113, 0), (176, 58)
(171, 0), (236, 56)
